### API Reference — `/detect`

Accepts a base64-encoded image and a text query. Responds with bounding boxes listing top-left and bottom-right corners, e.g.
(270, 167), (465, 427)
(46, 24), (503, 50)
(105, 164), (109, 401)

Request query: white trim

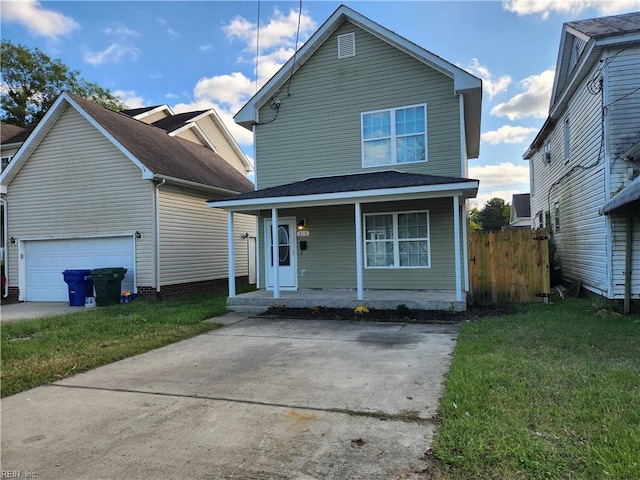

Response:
(361, 103), (427, 168)
(459, 95), (467, 177)
(255, 214), (261, 289)
(363, 210), (431, 269)
(201, 109), (253, 173)
(453, 195), (462, 302)
(228, 212), (235, 297)
(355, 202), (364, 300)
(264, 215), (298, 295)
(338, 32), (356, 59)
(208, 181), (479, 211)
(462, 200), (469, 292)
(271, 209), (279, 298)
(168, 123), (217, 152)
(132, 104), (175, 121)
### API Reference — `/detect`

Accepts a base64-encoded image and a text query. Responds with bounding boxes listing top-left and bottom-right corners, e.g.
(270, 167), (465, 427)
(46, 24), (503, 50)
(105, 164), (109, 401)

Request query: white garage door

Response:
(25, 236), (135, 301)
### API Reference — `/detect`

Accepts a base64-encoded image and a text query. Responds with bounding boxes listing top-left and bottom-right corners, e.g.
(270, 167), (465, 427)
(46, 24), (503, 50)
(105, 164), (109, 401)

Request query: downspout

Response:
(1, 197), (8, 298)
(155, 179), (166, 294)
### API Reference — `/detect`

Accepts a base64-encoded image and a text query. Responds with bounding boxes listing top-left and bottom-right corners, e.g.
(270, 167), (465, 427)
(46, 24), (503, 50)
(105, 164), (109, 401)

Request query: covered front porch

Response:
(227, 288), (462, 314)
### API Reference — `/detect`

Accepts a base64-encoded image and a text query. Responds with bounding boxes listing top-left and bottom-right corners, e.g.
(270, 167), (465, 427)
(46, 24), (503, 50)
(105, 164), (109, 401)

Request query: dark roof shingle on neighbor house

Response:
(1, 122), (35, 144)
(567, 12), (640, 38)
(511, 193), (531, 218)
(210, 170), (478, 203)
(120, 105), (165, 117)
(151, 110), (209, 132)
(67, 94), (253, 194)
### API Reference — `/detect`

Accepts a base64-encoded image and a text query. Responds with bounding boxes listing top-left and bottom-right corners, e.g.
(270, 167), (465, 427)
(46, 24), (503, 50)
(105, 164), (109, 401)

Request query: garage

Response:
(23, 236), (135, 301)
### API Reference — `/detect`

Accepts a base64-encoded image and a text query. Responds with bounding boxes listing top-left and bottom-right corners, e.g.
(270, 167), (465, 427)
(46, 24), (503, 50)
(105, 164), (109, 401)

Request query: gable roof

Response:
(1, 122), (35, 145)
(525, 12), (640, 160)
(121, 105), (165, 117)
(550, 12), (640, 114)
(208, 170), (478, 211)
(0, 93), (253, 195)
(234, 4), (482, 158)
(511, 193), (531, 218)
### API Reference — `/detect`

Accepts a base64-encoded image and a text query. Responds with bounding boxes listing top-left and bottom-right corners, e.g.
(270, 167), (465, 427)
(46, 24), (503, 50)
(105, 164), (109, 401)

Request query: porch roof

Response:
(207, 170), (479, 212)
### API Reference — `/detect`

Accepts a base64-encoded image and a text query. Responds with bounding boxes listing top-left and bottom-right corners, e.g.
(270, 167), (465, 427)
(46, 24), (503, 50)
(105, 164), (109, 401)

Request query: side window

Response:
(554, 202), (561, 233)
(364, 211), (430, 268)
(563, 118), (570, 162)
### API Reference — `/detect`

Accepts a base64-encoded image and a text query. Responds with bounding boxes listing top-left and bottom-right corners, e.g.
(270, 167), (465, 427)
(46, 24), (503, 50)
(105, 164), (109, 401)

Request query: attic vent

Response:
(337, 33), (356, 59)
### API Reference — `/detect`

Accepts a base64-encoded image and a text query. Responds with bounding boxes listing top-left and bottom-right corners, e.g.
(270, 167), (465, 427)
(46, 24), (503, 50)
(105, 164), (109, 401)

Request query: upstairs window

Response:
(362, 104), (427, 167)
(1, 155), (12, 172)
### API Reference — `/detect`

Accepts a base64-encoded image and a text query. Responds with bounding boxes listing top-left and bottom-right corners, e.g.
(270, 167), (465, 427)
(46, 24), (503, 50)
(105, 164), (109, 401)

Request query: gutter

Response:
(1, 197), (7, 298)
(152, 174), (241, 197)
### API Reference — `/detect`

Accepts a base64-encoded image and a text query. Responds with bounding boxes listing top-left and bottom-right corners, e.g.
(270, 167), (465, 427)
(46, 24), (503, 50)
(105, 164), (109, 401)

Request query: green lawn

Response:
(431, 297), (640, 480)
(1, 288), (244, 398)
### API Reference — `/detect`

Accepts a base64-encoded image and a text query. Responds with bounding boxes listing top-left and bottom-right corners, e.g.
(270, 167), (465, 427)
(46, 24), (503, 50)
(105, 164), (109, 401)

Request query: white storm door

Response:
(265, 218), (297, 289)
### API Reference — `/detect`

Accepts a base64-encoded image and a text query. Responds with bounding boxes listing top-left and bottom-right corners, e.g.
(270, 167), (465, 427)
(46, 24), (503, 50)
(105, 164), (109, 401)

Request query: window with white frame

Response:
(364, 211), (430, 268)
(1, 155), (12, 172)
(361, 104), (427, 167)
(554, 202), (561, 233)
(544, 141), (551, 163)
(563, 118), (570, 162)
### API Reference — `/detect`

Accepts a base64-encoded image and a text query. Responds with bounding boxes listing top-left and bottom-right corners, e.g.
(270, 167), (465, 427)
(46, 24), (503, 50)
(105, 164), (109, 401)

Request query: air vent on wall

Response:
(338, 33), (356, 59)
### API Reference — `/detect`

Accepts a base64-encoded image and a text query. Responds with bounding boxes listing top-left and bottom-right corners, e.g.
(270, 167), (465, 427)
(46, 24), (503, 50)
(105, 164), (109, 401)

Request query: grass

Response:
(431, 297), (640, 480)
(1, 288), (249, 398)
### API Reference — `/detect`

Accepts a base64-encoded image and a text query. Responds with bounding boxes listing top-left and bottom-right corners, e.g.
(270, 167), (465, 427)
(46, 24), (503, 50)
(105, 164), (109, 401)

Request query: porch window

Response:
(364, 211), (430, 268)
(361, 104), (427, 167)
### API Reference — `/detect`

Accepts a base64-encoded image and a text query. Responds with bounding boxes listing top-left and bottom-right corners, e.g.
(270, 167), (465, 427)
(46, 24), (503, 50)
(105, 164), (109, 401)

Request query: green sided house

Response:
(0, 92), (255, 302)
(208, 5), (482, 311)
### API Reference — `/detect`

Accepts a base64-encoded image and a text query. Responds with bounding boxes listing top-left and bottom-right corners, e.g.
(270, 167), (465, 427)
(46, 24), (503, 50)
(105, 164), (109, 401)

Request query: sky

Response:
(1, 0), (638, 207)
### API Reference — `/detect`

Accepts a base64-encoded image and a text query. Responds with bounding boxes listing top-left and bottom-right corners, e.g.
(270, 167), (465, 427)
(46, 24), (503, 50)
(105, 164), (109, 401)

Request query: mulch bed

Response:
(257, 303), (517, 323)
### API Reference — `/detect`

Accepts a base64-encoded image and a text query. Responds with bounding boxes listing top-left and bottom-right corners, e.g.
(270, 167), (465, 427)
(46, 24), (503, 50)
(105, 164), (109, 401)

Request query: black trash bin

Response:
(91, 267), (127, 306)
(62, 270), (94, 307)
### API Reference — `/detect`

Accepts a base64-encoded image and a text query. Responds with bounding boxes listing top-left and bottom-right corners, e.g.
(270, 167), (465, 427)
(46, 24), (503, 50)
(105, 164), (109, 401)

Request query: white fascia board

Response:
(207, 181), (479, 212)
(153, 174), (240, 196)
(168, 123), (217, 152)
(133, 104), (174, 121)
(61, 95), (154, 180)
(550, 41), (597, 118)
(1, 93), (69, 185)
(199, 109), (253, 172)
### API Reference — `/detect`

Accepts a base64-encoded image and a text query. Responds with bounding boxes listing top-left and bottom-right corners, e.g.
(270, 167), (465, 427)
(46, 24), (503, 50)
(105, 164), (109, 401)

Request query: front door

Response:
(265, 218), (297, 289)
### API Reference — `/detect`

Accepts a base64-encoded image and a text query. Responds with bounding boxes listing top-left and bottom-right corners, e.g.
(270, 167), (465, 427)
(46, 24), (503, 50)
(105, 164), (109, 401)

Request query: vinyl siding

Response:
(174, 128), (204, 146)
(255, 21), (461, 189)
(158, 185), (255, 284)
(606, 45), (640, 297)
(530, 53), (610, 296)
(257, 198), (460, 290)
(139, 110), (171, 124)
(195, 116), (249, 174)
(6, 105), (155, 288)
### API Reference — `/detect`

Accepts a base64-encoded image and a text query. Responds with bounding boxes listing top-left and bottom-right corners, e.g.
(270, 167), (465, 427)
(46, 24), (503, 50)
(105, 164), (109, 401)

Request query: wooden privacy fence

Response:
(468, 228), (550, 304)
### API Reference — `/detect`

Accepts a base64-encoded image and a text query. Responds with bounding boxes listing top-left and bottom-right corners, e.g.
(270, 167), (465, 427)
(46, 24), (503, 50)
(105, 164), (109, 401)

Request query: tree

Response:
(1, 40), (125, 126)
(468, 207), (482, 233)
(478, 197), (510, 232)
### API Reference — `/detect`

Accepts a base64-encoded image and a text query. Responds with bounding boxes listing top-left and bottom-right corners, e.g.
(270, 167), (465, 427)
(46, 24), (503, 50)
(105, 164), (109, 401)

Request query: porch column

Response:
(271, 208), (280, 299)
(355, 202), (364, 300)
(462, 200), (470, 292)
(227, 211), (235, 297)
(453, 195), (462, 302)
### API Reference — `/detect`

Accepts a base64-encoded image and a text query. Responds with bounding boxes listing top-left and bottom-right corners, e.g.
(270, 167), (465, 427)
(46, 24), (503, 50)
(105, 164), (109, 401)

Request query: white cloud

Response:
(503, 0), (638, 18)
(83, 43), (140, 66)
(113, 90), (147, 109)
(481, 125), (538, 145)
(172, 8), (318, 148)
(167, 28), (180, 38)
(1, 0), (79, 38)
(469, 162), (530, 189)
(165, 92), (180, 99)
(491, 69), (554, 120)
(104, 25), (138, 37)
(462, 58), (512, 99)
(199, 44), (213, 52)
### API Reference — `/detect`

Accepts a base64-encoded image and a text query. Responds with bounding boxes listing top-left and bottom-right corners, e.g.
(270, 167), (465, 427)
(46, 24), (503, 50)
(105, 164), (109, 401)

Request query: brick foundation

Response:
(137, 276), (250, 300)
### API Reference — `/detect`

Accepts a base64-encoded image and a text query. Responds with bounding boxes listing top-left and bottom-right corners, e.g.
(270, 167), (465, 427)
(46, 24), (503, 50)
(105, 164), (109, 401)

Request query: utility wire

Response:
(286, 0), (303, 96)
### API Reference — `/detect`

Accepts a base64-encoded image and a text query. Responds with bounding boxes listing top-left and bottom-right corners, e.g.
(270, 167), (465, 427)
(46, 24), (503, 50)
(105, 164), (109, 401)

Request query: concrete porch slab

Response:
(228, 288), (465, 312)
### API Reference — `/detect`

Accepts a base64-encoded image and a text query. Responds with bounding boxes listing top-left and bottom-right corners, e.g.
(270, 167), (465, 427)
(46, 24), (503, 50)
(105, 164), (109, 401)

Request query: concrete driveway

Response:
(1, 317), (458, 480)
(1, 302), (84, 323)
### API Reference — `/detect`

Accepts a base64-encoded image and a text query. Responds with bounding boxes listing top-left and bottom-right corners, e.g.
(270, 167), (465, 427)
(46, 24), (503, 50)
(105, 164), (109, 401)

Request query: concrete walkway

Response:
(1, 302), (86, 323)
(1, 317), (458, 480)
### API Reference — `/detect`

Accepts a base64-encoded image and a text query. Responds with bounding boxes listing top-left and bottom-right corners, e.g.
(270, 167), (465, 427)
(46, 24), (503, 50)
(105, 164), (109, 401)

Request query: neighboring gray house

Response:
(509, 193), (531, 228)
(208, 5), (482, 311)
(0, 92), (255, 302)
(524, 12), (640, 301)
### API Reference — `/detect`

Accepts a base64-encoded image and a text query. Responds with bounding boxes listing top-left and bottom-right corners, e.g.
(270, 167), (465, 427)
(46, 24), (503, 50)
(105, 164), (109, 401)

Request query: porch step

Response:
(227, 304), (271, 315)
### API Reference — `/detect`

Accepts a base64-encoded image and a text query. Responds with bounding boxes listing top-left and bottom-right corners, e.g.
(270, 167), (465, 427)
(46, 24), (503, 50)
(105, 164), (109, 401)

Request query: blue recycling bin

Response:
(62, 270), (94, 307)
